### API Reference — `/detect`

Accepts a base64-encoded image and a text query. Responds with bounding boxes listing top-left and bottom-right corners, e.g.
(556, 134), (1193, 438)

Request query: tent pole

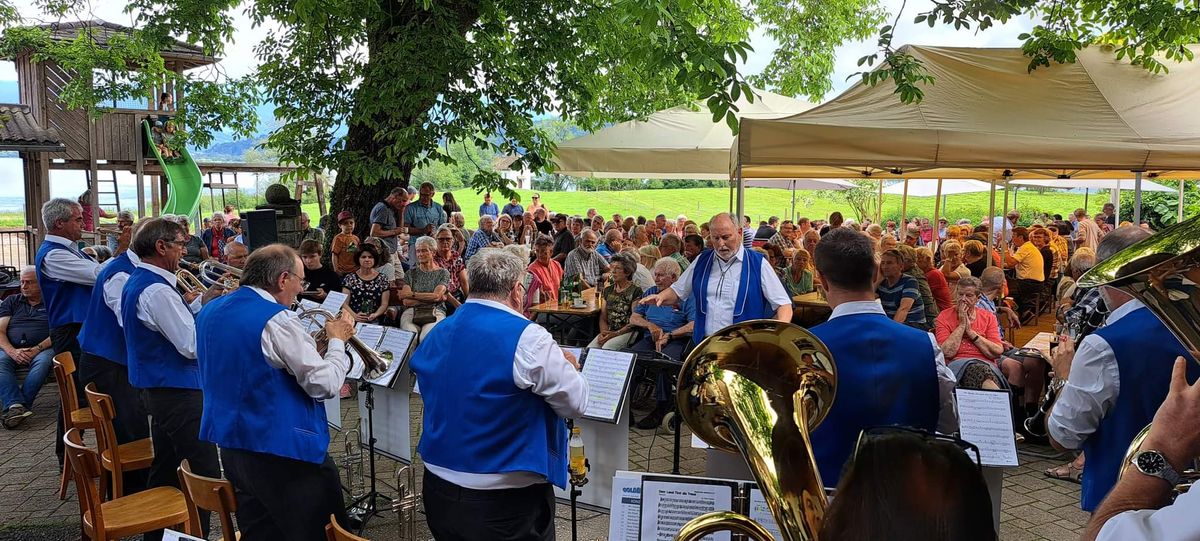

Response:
(1180, 181), (1186, 223)
(986, 179), (997, 269)
(728, 179), (734, 213)
(1134, 171), (1143, 225)
(1083, 188), (1088, 210)
(1113, 183), (1121, 224)
(736, 166), (745, 227)
(790, 180), (796, 223)
(876, 179), (883, 224)
(901, 179), (909, 225)
(932, 178), (943, 254)
(1001, 179), (1010, 245)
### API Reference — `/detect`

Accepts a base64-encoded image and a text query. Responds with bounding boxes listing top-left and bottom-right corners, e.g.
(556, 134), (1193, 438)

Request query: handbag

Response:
(411, 305), (438, 326)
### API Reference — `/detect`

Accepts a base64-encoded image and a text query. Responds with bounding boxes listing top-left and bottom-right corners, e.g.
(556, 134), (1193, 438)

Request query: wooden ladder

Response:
(89, 169), (122, 212)
(293, 172), (328, 217)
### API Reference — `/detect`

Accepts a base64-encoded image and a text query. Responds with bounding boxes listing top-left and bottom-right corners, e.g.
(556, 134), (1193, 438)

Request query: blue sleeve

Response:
(902, 278), (920, 300)
(370, 203), (390, 226)
(682, 295), (696, 322)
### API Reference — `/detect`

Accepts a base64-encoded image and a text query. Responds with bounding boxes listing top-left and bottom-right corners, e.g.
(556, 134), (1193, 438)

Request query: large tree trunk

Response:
(326, 0), (479, 242)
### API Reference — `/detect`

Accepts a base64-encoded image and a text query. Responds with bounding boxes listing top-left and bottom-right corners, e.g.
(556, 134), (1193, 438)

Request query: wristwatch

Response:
(1131, 450), (1185, 488)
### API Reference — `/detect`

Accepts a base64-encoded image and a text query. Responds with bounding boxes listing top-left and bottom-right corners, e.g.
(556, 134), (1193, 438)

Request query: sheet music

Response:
(562, 347), (583, 362)
(640, 479), (733, 541)
(747, 489), (783, 541)
(296, 299), (320, 312)
(956, 388), (1019, 467)
(163, 530), (205, 541)
(608, 472), (643, 541)
(580, 348), (635, 423)
(355, 323), (386, 350)
(319, 290), (348, 314)
(366, 328), (417, 387)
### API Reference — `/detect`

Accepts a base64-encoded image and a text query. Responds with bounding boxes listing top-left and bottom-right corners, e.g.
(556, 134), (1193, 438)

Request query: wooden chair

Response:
(177, 459), (239, 540)
(326, 514), (369, 541)
(63, 428), (191, 541)
(84, 383), (154, 499)
(53, 352), (94, 500)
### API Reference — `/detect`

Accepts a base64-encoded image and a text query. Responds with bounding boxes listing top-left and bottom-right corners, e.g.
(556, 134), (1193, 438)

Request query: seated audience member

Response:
(496, 214), (516, 245)
(962, 239), (989, 277)
(658, 234), (689, 272)
(1003, 226), (1045, 320)
(809, 228), (956, 486)
(398, 236), (450, 341)
(298, 240), (341, 302)
(917, 246), (952, 311)
(587, 253), (643, 351)
(877, 249), (928, 330)
(768, 220), (799, 251)
(224, 240), (249, 269)
(341, 243), (391, 324)
(1084, 358), (1200, 541)
(331, 211), (360, 274)
(682, 234), (704, 262)
(633, 245), (659, 290)
(897, 245), (938, 329)
(977, 267), (1015, 342)
(1031, 226), (1056, 283)
(1045, 226), (1198, 513)
(1058, 249), (1096, 307)
(466, 214), (502, 260)
(361, 237), (402, 288)
(597, 229), (622, 261)
(782, 247), (816, 296)
(938, 239), (970, 296)
(802, 229), (820, 257)
(934, 277), (1008, 390)
(564, 230), (609, 288)
(551, 214), (575, 263)
(432, 225), (468, 311)
(821, 428), (995, 541)
(177, 215), (208, 264)
(0, 267), (53, 429)
(527, 235), (564, 304)
(628, 257), (695, 429)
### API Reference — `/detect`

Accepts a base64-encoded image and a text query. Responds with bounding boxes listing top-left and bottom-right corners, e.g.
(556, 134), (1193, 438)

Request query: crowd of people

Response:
(8, 182), (1190, 541)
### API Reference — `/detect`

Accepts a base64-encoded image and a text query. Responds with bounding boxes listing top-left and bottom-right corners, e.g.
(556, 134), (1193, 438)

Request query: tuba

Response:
(1078, 216), (1200, 491)
(674, 319), (836, 541)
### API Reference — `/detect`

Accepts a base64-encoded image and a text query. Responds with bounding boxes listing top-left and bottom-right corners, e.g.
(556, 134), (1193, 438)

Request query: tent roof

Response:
(732, 45), (1200, 180)
(1010, 178), (1176, 192)
(743, 178), (856, 190)
(882, 179), (993, 196)
(554, 89), (815, 179)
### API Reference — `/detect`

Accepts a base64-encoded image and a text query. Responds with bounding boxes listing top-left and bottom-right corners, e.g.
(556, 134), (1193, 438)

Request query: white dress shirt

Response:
(670, 246), (792, 336)
(134, 262), (203, 360)
(102, 251), (140, 325)
(827, 300), (959, 433)
(1047, 299), (1142, 450)
(424, 298), (589, 490)
(42, 234), (105, 285)
(1097, 487), (1200, 541)
(245, 286), (349, 399)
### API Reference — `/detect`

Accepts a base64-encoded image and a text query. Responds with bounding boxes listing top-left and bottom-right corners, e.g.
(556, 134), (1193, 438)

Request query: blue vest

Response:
(197, 288), (329, 463)
(78, 253), (135, 365)
(34, 241), (93, 328)
(120, 267), (199, 390)
(809, 312), (940, 486)
(691, 248), (772, 340)
(1080, 307), (1197, 512)
(412, 302), (569, 488)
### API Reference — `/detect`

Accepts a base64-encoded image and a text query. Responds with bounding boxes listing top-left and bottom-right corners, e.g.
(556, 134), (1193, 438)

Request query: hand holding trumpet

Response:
(324, 311), (356, 343)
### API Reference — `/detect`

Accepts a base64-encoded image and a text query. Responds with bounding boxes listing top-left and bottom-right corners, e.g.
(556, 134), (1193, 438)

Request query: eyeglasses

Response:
(436, 237), (452, 242)
(854, 426), (982, 470)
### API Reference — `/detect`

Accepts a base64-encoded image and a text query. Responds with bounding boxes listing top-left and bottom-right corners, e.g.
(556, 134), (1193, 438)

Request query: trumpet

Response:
(175, 268), (207, 296)
(342, 429), (366, 501)
(393, 465), (420, 540)
(199, 260), (241, 289)
(295, 308), (391, 380)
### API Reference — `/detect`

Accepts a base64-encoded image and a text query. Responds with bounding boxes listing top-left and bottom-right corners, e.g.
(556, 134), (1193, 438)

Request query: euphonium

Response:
(674, 319), (836, 541)
(295, 307), (391, 379)
(1079, 215), (1200, 492)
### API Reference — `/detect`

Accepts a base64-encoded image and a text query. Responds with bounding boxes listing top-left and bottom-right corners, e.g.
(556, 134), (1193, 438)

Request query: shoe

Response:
(2, 404), (31, 429)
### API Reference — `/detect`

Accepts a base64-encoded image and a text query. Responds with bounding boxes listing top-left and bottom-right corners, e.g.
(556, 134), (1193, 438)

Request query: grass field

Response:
(1, 186), (1107, 230)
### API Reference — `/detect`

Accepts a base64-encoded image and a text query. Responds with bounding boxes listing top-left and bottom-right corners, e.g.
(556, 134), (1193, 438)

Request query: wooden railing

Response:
(0, 227), (35, 269)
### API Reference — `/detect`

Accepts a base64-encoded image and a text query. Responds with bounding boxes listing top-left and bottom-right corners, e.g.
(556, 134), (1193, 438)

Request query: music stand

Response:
(634, 352), (685, 473)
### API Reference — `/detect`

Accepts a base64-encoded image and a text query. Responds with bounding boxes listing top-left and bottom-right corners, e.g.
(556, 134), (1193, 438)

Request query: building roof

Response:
(0, 104), (63, 152)
(492, 155), (521, 171)
(28, 20), (217, 70)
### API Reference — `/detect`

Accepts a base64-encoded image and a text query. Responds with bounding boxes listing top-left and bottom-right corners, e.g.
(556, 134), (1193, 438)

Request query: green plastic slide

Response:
(142, 120), (203, 217)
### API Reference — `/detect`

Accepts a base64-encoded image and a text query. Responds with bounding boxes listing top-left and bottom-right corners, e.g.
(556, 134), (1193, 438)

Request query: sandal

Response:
(1044, 462), (1082, 484)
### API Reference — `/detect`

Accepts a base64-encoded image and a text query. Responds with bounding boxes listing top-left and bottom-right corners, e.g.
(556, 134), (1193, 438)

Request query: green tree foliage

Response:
(1117, 180), (1200, 229)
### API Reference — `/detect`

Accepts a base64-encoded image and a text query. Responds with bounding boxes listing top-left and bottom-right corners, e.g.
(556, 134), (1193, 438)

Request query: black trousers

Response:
(49, 323), (84, 465)
(141, 388), (220, 541)
(78, 352), (150, 494)
(222, 448), (349, 541)
(423, 469), (556, 541)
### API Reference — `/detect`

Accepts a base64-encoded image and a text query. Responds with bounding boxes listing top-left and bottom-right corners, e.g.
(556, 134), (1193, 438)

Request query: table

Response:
(792, 292), (832, 327)
(1022, 331), (1056, 359)
(529, 288), (602, 346)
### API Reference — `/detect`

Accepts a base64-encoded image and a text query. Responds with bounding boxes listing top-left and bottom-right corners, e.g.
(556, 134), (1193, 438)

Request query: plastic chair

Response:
(84, 383), (154, 499)
(62, 428), (191, 541)
(52, 352), (94, 500)
(326, 514), (369, 541)
(177, 459), (239, 540)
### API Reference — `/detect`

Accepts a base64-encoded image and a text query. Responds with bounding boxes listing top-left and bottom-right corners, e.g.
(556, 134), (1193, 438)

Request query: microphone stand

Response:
(347, 379), (393, 534)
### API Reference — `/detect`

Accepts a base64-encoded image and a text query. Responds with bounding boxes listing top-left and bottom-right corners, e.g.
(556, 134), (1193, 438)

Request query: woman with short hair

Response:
(341, 243), (391, 324)
(783, 248), (815, 296)
(398, 236), (450, 341)
(586, 253), (643, 351)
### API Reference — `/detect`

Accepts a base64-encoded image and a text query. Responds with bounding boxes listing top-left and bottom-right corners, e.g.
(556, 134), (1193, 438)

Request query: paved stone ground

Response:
(0, 325), (1089, 540)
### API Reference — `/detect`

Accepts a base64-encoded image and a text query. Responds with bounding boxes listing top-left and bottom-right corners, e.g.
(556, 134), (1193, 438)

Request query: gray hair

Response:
(241, 244), (300, 292)
(610, 252), (637, 279)
(20, 265), (35, 276)
(980, 266), (1006, 293)
(415, 235), (437, 251)
(117, 210), (135, 222)
(652, 257), (682, 277)
(41, 198), (81, 231)
(435, 224), (454, 237)
(300, 211), (310, 220)
(533, 234), (555, 250)
(1096, 226), (1153, 263)
(957, 276), (983, 294)
(212, 212), (225, 220)
(503, 243), (529, 261)
(224, 240), (247, 257)
(604, 228), (622, 243)
(1069, 250), (1097, 275)
(479, 214), (495, 226)
(467, 248), (526, 299)
(450, 211), (464, 223)
(131, 217), (185, 258)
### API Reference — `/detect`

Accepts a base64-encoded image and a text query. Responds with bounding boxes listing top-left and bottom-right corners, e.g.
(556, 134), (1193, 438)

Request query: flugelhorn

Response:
(1079, 216), (1200, 493)
(674, 319), (836, 541)
(175, 267), (207, 296)
(295, 307), (391, 379)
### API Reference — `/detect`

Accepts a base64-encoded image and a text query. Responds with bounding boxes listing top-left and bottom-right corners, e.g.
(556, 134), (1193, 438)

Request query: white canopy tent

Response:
(882, 179), (992, 196)
(743, 179), (855, 222)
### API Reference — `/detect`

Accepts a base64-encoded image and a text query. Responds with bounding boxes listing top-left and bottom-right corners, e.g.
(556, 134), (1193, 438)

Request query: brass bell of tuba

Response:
(1078, 216), (1200, 491)
(674, 319), (836, 541)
